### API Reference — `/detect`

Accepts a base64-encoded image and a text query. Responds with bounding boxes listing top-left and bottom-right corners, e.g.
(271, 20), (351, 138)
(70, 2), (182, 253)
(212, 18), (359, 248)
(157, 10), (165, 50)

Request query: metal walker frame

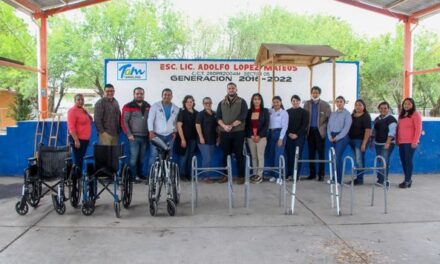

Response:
(288, 147), (340, 215)
(243, 155), (286, 210)
(191, 155), (233, 214)
(341, 155), (389, 214)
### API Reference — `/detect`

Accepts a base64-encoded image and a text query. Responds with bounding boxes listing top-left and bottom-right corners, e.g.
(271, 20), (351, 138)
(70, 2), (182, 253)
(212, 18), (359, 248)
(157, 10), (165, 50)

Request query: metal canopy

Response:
(255, 43), (343, 67)
(2, 0), (110, 18)
(336, 0), (440, 21)
(360, 0), (440, 16)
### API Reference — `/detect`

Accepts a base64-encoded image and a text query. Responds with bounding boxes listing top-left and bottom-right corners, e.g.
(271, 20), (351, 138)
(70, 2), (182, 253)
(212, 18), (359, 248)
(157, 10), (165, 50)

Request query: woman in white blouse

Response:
(265, 96), (289, 182)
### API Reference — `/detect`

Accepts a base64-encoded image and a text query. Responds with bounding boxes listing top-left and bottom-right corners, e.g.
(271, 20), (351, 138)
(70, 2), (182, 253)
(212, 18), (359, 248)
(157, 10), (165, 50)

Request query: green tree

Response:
(73, 0), (187, 96)
(0, 2), (37, 106)
(8, 93), (33, 121)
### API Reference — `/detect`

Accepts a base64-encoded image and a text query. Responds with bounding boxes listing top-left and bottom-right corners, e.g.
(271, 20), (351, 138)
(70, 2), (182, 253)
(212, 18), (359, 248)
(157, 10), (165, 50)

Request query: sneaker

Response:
(250, 175), (263, 184)
(286, 176), (293, 182)
(269, 177), (276, 183)
(317, 175), (324, 182)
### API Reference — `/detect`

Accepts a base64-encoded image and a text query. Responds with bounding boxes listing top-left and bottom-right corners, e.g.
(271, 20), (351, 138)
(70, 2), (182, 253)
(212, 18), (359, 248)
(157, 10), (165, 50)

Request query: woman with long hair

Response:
(245, 93), (269, 183)
(396, 98), (422, 188)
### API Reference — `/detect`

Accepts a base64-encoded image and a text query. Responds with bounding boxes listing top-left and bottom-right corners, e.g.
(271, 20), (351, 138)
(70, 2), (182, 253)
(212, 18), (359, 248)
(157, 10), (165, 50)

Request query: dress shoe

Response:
(376, 180), (390, 187)
(317, 175), (324, 182)
(345, 179), (363, 186)
(398, 181), (412, 188)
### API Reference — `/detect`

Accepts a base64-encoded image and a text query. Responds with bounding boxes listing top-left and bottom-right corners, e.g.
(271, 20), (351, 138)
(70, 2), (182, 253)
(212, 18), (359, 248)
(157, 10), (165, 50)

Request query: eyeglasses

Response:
(203, 102), (212, 105)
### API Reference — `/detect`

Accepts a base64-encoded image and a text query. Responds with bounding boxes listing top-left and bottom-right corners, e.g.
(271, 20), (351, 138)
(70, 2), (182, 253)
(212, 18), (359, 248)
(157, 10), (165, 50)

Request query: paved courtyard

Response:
(0, 174), (439, 263)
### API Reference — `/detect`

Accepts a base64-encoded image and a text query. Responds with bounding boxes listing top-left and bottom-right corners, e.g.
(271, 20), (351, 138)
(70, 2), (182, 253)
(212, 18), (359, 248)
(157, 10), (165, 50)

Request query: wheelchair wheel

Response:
(68, 165), (81, 208)
(149, 199), (158, 216)
(27, 180), (41, 208)
(81, 201), (95, 216)
(148, 163), (159, 203)
(52, 195), (66, 215)
(167, 198), (176, 216)
(171, 163), (180, 205)
(121, 166), (132, 209)
(15, 201), (29, 215)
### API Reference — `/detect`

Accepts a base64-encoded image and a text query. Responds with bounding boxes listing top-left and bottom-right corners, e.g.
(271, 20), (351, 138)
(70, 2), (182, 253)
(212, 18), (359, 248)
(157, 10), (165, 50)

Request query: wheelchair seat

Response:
(38, 146), (70, 181)
(151, 137), (170, 152)
(92, 145), (124, 178)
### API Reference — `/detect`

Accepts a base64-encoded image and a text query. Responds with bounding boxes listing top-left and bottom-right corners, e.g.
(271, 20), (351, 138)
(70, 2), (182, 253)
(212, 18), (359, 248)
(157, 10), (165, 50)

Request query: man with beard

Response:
(121, 87), (151, 182)
(216, 82), (248, 184)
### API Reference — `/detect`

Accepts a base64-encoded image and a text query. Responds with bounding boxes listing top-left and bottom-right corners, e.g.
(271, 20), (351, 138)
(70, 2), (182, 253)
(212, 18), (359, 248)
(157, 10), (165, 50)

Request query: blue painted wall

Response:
(0, 120), (438, 176)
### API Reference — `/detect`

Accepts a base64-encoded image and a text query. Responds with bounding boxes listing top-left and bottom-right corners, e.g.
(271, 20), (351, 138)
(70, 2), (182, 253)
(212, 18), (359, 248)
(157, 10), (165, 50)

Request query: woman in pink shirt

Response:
(68, 94), (92, 171)
(397, 98), (422, 188)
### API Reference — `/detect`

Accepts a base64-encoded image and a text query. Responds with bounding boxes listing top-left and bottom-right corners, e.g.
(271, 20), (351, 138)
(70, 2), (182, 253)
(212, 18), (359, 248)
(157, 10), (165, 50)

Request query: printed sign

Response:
(106, 59), (358, 111)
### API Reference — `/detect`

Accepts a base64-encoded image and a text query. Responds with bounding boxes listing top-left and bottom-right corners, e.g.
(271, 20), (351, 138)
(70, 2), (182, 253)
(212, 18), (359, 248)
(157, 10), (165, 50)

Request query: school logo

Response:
(117, 63), (147, 80)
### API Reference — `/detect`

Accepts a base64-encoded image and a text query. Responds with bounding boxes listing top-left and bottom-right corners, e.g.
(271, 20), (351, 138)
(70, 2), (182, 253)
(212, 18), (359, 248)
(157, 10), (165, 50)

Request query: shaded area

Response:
(0, 183), (21, 199)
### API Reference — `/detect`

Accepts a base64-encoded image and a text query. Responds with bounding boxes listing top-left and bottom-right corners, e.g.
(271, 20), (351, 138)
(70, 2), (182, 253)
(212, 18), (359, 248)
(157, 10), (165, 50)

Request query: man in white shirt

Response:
(147, 88), (180, 172)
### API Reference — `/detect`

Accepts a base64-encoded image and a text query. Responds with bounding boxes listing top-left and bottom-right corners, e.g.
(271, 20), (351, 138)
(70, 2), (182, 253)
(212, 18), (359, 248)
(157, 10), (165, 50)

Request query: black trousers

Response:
(307, 128), (325, 177)
(220, 131), (245, 178)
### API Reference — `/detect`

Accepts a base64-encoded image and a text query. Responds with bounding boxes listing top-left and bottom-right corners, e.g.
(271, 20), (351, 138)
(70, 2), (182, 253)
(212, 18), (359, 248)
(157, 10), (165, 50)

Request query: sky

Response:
(16, 0), (440, 38)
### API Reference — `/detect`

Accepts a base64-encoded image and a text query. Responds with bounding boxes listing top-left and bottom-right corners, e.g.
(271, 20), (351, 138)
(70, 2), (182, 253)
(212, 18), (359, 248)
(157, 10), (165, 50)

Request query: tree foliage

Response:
(0, 2), (37, 101)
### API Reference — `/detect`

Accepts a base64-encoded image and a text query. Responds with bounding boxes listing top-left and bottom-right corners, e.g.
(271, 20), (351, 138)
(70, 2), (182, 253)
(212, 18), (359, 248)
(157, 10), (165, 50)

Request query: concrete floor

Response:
(0, 174), (439, 264)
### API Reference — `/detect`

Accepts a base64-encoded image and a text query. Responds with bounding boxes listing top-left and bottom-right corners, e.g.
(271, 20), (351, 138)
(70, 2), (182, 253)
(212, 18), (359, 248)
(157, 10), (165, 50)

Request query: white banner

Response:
(105, 59), (359, 111)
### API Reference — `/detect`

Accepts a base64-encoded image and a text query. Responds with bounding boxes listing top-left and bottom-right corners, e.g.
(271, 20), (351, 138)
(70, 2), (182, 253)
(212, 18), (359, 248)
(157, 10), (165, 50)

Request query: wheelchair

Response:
(148, 137), (180, 216)
(15, 145), (81, 215)
(80, 144), (133, 218)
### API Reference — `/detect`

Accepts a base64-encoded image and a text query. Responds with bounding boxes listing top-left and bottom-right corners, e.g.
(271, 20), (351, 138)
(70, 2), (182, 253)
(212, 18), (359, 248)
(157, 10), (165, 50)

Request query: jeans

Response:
(198, 143), (216, 177)
(375, 144), (395, 183)
(285, 135), (305, 178)
(331, 135), (349, 184)
(399, 143), (416, 183)
(148, 134), (174, 175)
(265, 129), (286, 178)
(308, 127), (326, 177)
(220, 131), (245, 178)
(69, 136), (89, 173)
(349, 139), (366, 182)
(129, 136), (148, 180)
(178, 139), (197, 179)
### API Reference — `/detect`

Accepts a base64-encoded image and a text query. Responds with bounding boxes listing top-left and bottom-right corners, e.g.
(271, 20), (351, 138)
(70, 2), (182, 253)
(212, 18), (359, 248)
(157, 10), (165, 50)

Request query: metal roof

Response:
(2, 0), (110, 17)
(336, 0), (440, 20)
(358, 0), (439, 16)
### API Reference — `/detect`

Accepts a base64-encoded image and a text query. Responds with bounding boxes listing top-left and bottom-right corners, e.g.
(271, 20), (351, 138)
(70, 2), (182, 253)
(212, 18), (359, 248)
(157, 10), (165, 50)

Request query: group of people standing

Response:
(67, 82), (422, 189)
